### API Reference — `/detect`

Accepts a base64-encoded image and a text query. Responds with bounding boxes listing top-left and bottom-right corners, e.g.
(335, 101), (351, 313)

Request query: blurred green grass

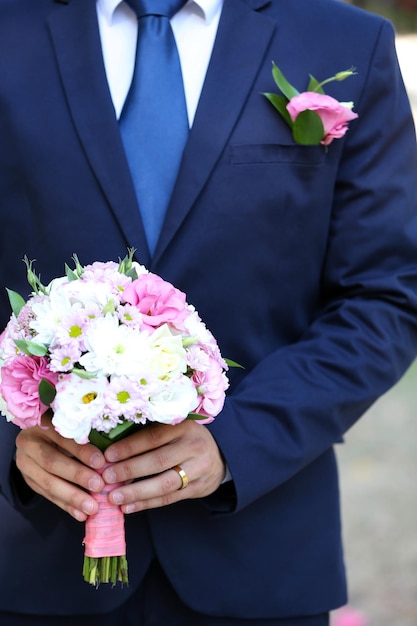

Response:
(348, 1), (417, 32)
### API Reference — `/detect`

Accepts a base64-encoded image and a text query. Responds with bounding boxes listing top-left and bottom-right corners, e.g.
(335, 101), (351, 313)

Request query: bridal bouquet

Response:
(0, 251), (231, 586)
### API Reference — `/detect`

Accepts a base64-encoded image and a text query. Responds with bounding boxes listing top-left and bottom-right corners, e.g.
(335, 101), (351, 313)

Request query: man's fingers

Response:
(104, 422), (178, 463)
(15, 427), (105, 520)
(16, 445), (100, 521)
(16, 429), (105, 492)
(104, 421), (226, 512)
(39, 414), (106, 471)
(108, 466), (191, 513)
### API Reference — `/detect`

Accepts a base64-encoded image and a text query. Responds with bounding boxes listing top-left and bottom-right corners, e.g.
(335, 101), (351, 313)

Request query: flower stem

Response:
(314, 68), (357, 92)
(83, 555), (128, 587)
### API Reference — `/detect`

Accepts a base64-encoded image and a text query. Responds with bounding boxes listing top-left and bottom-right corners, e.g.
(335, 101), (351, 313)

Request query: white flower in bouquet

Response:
(148, 375), (199, 425)
(147, 324), (188, 381)
(51, 374), (109, 444)
(79, 313), (150, 377)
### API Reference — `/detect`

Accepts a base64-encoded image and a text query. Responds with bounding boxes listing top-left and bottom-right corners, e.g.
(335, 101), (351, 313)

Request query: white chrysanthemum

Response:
(49, 343), (82, 372)
(147, 324), (188, 381)
(117, 302), (144, 330)
(79, 314), (151, 377)
(91, 410), (123, 434)
(51, 373), (108, 444)
(53, 305), (89, 351)
(61, 278), (119, 309)
(103, 374), (156, 423)
(29, 290), (73, 345)
(148, 375), (198, 425)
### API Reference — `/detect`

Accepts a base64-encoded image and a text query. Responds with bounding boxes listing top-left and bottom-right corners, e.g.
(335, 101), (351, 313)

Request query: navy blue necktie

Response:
(120, 0), (189, 255)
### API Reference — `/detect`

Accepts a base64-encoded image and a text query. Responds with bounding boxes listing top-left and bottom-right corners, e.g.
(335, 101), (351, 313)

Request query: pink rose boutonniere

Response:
(263, 63), (358, 146)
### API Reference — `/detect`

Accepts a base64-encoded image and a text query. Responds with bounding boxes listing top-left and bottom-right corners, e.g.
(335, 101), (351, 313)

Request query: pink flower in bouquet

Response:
(81, 260), (133, 294)
(122, 273), (188, 329)
(192, 357), (229, 422)
(287, 92), (358, 146)
(0, 355), (59, 428)
(81, 260), (120, 280)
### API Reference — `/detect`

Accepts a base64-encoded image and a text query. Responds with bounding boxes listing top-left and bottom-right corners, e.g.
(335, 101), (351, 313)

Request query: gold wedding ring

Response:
(172, 465), (189, 490)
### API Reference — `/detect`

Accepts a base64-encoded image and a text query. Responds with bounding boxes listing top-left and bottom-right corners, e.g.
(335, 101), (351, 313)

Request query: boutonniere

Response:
(263, 64), (358, 146)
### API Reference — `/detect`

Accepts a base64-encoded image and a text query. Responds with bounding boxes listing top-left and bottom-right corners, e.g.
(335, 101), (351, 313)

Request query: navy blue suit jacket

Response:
(1, 0), (417, 618)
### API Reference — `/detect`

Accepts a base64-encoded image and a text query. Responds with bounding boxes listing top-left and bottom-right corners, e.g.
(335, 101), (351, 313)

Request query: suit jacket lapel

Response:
(47, 0), (151, 266)
(153, 0), (276, 262)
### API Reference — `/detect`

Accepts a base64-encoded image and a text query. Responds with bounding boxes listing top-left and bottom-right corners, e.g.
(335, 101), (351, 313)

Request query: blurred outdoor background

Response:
(332, 3), (417, 625)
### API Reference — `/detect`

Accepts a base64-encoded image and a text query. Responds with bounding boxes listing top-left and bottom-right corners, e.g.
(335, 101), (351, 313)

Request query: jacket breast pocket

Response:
(229, 143), (327, 166)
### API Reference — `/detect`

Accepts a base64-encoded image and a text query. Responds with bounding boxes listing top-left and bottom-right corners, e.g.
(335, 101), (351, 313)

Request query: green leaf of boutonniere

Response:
(292, 110), (324, 145)
(262, 93), (293, 127)
(271, 62), (299, 100)
(307, 74), (325, 94)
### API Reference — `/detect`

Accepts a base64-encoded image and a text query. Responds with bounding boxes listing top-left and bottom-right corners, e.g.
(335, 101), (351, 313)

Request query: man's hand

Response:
(102, 420), (226, 514)
(15, 414), (106, 522)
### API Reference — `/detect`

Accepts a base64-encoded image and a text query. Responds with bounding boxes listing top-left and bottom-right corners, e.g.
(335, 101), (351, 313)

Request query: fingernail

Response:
(90, 453), (103, 469)
(73, 510), (87, 522)
(82, 499), (95, 515)
(88, 476), (102, 492)
(106, 448), (118, 462)
(103, 468), (116, 484)
(111, 491), (124, 505)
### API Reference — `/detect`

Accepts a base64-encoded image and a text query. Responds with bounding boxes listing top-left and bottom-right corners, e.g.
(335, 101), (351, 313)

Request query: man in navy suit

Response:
(0, 0), (417, 624)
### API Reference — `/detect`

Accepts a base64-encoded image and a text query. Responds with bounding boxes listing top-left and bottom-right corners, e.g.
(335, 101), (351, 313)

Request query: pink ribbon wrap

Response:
(83, 473), (126, 558)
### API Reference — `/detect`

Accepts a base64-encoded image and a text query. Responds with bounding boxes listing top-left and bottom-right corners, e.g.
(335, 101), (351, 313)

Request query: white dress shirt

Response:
(96, 0), (223, 125)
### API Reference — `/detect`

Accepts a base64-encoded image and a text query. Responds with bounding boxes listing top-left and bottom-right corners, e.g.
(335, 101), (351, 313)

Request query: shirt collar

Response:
(97, 0), (222, 25)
